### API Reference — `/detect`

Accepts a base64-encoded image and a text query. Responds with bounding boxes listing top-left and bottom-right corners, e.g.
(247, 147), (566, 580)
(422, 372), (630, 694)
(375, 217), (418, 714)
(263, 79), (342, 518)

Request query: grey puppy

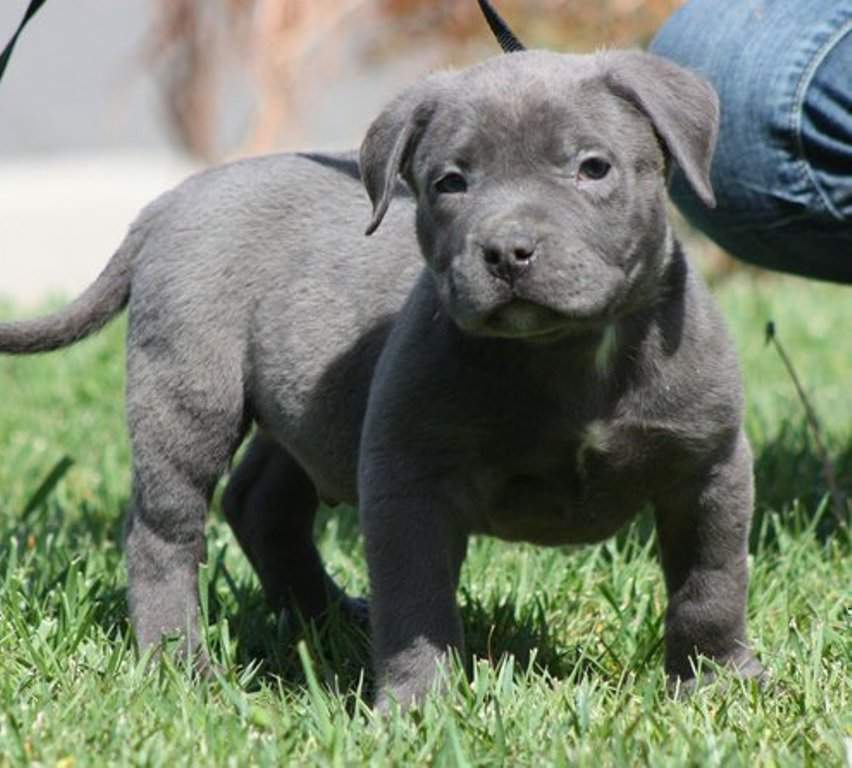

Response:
(1, 43), (765, 705)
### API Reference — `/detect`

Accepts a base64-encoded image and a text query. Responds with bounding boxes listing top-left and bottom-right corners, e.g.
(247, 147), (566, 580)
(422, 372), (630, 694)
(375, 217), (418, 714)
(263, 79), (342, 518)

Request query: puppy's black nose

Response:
(481, 234), (536, 283)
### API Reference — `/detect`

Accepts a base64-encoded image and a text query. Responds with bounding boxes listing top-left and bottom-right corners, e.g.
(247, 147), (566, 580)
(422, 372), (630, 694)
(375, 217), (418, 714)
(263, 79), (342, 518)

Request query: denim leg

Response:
(651, 0), (852, 283)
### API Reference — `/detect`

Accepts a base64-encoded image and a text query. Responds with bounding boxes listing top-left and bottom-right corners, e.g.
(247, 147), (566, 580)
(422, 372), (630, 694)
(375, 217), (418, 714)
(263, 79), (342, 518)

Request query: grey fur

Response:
(0, 49), (763, 707)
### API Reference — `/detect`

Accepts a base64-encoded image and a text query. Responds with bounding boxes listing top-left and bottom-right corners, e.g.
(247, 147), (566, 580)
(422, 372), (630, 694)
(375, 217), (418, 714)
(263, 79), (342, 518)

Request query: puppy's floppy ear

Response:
(604, 51), (720, 208)
(360, 88), (439, 236)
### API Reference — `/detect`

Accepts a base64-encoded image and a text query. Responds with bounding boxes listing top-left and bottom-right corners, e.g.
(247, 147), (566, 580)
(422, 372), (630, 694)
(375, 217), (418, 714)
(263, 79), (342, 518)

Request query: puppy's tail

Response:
(0, 214), (151, 354)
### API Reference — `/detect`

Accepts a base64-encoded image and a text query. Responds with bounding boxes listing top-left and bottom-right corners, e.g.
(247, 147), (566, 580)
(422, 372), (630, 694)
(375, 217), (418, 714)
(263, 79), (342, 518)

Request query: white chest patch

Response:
(576, 419), (609, 478)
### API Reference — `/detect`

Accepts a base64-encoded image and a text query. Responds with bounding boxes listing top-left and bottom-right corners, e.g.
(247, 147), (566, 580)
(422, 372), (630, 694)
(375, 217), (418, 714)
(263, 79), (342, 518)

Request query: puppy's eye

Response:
(578, 157), (611, 181)
(434, 172), (468, 195)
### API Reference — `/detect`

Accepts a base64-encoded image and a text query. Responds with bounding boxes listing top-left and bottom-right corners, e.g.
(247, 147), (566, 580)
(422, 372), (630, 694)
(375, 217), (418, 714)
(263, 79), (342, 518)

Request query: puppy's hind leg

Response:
(223, 433), (366, 627)
(123, 347), (248, 665)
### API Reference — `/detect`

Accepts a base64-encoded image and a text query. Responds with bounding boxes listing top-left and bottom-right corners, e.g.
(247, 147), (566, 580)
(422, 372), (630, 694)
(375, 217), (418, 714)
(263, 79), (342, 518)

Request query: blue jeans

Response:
(651, 0), (852, 283)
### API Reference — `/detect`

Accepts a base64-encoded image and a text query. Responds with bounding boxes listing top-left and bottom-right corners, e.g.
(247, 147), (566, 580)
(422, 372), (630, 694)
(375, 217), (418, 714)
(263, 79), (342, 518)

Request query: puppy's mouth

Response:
(483, 300), (605, 342)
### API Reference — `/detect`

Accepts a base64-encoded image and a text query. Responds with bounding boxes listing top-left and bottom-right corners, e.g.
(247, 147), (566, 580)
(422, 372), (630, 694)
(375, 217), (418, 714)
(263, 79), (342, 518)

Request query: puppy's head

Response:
(360, 51), (719, 340)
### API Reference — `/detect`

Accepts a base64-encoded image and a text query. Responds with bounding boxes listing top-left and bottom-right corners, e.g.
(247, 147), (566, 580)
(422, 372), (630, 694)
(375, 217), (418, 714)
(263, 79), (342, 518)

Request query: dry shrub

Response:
(378, 0), (683, 50)
(146, 0), (684, 159)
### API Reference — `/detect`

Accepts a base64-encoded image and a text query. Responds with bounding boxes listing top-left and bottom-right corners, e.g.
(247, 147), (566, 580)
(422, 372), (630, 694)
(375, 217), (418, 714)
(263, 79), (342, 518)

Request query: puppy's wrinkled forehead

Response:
(361, 46), (717, 235)
(417, 51), (661, 171)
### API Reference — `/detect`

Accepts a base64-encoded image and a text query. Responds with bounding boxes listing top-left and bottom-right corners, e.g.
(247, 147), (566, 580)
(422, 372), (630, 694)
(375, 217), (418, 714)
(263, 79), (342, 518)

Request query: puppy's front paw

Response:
(373, 642), (459, 714)
(668, 650), (768, 699)
(374, 678), (430, 716)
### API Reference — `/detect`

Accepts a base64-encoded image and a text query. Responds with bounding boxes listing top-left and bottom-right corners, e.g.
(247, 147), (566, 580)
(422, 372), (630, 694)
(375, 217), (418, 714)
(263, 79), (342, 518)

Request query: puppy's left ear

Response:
(604, 51), (720, 208)
(360, 83), (442, 236)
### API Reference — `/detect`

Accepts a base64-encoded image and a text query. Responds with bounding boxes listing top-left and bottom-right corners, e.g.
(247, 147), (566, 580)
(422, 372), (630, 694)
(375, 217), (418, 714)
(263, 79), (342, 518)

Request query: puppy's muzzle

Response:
(479, 232), (537, 284)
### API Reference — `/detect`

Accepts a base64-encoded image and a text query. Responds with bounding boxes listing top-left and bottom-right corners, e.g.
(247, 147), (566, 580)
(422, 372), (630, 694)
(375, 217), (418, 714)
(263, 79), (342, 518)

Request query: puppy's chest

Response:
(462, 419), (649, 545)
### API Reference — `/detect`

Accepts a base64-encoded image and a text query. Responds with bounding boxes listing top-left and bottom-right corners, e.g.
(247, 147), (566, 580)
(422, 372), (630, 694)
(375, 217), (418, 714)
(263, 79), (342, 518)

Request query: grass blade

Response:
(22, 455), (74, 520)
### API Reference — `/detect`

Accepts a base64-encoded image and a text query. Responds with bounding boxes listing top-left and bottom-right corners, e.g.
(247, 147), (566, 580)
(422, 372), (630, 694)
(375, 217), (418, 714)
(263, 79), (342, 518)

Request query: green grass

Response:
(0, 273), (850, 766)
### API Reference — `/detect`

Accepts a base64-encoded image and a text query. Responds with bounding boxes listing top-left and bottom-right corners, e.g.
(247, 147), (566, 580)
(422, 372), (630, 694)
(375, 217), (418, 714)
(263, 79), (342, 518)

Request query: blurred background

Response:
(1, 0), (688, 305)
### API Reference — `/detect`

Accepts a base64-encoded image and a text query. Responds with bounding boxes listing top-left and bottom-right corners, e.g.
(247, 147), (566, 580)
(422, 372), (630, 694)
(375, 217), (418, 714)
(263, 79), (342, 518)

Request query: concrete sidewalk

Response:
(1, 152), (195, 306)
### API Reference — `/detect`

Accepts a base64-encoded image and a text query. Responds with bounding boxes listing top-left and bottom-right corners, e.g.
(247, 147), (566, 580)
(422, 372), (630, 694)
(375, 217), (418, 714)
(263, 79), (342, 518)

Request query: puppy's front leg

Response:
(361, 481), (468, 711)
(653, 432), (765, 689)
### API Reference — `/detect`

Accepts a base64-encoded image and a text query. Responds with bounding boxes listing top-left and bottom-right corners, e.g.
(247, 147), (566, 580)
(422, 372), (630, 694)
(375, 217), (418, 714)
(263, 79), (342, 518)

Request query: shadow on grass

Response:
(5, 422), (847, 703)
(200, 499), (611, 699)
(203, 584), (603, 703)
(751, 419), (851, 543)
(202, 537), (616, 703)
(460, 590), (620, 681)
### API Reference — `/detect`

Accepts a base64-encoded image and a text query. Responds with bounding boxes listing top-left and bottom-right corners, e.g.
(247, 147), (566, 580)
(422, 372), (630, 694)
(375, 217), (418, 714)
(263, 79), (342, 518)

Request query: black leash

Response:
(477, 0), (525, 53)
(2, 1), (525, 85)
(0, 0), (50, 83)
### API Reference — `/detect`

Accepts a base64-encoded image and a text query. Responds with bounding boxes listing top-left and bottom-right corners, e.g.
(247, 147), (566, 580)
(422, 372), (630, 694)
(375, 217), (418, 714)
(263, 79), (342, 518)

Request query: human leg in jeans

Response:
(651, 1), (852, 283)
